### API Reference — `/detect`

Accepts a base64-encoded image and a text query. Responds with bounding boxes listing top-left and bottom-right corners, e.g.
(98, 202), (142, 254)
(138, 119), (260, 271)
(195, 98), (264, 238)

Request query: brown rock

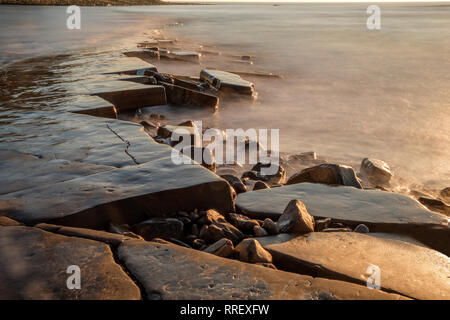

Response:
(204, 238), (234, 258)
(197, 209), (227, 225)
(161, 82), (219, 110)
(277, 199), (314, 234)
(418, 197), (450, 217)
(262, 218), (279, 235)
(440, 187), (450, 202)
(235, 238), (272, 264)
(200, 222), (244, 245)
(360, 158), (393, 187)
(314, 218), (331, 232)
(225, 212), (260, 233)
(253, 225), (268, 237)
(192, 238), (206, 249)
(253, 181), (270, 191)
(250, 162), (286, 184)
(0, 216), (21, 226)
(286, 164), (362, 189)
(220, 174), (247, 194)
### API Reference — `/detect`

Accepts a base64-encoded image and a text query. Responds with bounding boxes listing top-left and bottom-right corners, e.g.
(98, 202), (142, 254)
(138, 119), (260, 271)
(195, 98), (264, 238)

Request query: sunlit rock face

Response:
(0, 226), (141, 300)
(200, 69), (255, 96)
(257, 232), (450, 300)
(236, 183), (450, 255)
(117, 240), (406, 300)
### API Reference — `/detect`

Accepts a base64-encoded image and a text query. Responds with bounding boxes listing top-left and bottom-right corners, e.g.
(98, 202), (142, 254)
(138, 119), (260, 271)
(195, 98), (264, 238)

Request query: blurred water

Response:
(0, 4), (449, 190)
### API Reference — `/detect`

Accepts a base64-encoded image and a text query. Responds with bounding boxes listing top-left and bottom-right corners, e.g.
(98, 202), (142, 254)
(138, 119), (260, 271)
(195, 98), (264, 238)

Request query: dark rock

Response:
(250, 162), (286, 184)
(360, 158), (393, 187)
(166, 238), (192, 249)
(133, 218), (184, 241)
(286, 163), (362, 189)
(235, 238), (272, 263)
(278, 199), (315, 234)
(220, 174), (247, 194)
(204, 238), (234, 258)
(224, 212), (260, 233)
(191, 224), (200, 237)
(354, 224), (370, 233)
(186, 234), (198, 244)
(160, 82), (219, 110)
(314, 218), (331, 232)
(192, 238), (206, 250)
(253, 181), (270, 191)
(241, 170), (259, 181)
(189, 211), (200, 221)
(0, 216), (21, 226)
(197, 209), (227, 225)
(262, 218), (279, 235)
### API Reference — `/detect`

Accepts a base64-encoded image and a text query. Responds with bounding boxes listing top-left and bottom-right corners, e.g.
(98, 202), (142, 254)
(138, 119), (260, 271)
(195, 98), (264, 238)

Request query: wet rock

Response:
(161, 82), (219, 110)
(286, 163), (362, 189)
(220, 175), (247, 194)
(253, 225), (268, 237)
(117, 240), (405, 300)
(204, 238), (234, 258)
(73, 105), (117, 119)
(200, 69), (255, 96)
(258, 232), (450, 300)
(250, 162), (286, 184)
(133, 218), (184, 241)
(262, 218), (279, 235)
(360, 158), (393, 187)
(170, 50), (201, 62)
(235, 238), (273, 264)
(314, 218), (331, 232)
(200, 222), (244, 245)
(95, 85), (167, 112)
(0, 226), (140, 299)
(157, 124), (197, 144)
(418, 197), (450, 216)
(354, 224), (370, 233)
(241, 170), (259, 181)
(0, 216), (21, 226)
(124, 50), (160, 60)
(277, 199), (315, 234)
(253, 181), (270, 191)
(224, 212), (260, 233)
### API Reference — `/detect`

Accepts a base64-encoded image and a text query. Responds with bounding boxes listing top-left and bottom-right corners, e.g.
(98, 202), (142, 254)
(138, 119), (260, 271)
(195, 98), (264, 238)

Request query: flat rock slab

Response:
(200, 69), (254, 95)
(0, 154), (234, 228)
(237, 183), (450, 254)
(117, 240), (405, 300)
(0, 226), (140, 299)
(257, 232), (450, 300)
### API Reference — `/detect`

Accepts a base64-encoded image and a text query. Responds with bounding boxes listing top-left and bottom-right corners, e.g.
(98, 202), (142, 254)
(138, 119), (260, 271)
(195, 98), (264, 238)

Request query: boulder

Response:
(0, 226), (140, 299)
(262, 218), (279, 235)
(250, 162), (286, 184)
(236, 183), (449, 255)
(235, 238), (272, 264)
(360, 158), (393, 187)
(133, 218), (184, 241)
(253, 181), (270, 191)
(224, 212), (260, 233)
(258, 232), (450, 300)
(440, 187), (450, 202)
(198, 209), (227, 225)
(117, 240), (406, 300)
(253, 226), (268, 237)
(204, 238), (234, 258)
(277, 200), (315, 234)
(286, 164), (362, 189)
(200, 69), (255, 96)
(220, 175), (247, 194)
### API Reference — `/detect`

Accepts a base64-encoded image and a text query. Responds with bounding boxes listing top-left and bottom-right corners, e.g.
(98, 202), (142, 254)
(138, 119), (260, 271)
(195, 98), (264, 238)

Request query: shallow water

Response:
(0, 4), (449, 191)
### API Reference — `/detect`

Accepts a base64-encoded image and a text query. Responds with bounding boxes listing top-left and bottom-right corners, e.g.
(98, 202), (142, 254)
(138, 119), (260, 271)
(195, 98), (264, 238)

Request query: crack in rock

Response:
(106, 123), (140, 165)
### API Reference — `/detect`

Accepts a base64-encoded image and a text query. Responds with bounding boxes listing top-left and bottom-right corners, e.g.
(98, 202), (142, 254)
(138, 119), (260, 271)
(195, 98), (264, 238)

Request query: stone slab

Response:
(236, 183), (450, 255)
(117, 240), (406, 300)
(0, 154), (234, 228)
(0, 226), (140, 299)
(257, 232), (450, 300)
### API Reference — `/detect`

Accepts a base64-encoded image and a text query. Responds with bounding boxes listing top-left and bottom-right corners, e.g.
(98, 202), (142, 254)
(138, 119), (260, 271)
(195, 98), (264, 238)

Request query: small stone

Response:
(220, 174), (247, 194)
(200, 222), (244, 245)
(277, 199), (315, 234)
(418, 197), (450, 216)
(314, 218), (332, 232)
(286, 163), (362, 189)
(241, 171), (259, 181)
(250, 162), (286, 184)
(204, 238), (234, 258)
(255, 263), (277, 270)
(133, 218), (184, 241)
(354, 224), (370, 233)
(253, 225), (268, 237)
(189, 211), (199, 221)
(186, 234), (198, 244)
(192, 238), (206, 249)
(262, 218), (279, 235)
(197, 209), (227, 225)
(225, 213), (260, 233)
(177, 211), (190, 218)
(191, 224), (200, 237)
(235, 238), (272, 263)
(253, 181), (270, 191)
(440, 187), (450, 202)
(360, 158), (393, 187)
